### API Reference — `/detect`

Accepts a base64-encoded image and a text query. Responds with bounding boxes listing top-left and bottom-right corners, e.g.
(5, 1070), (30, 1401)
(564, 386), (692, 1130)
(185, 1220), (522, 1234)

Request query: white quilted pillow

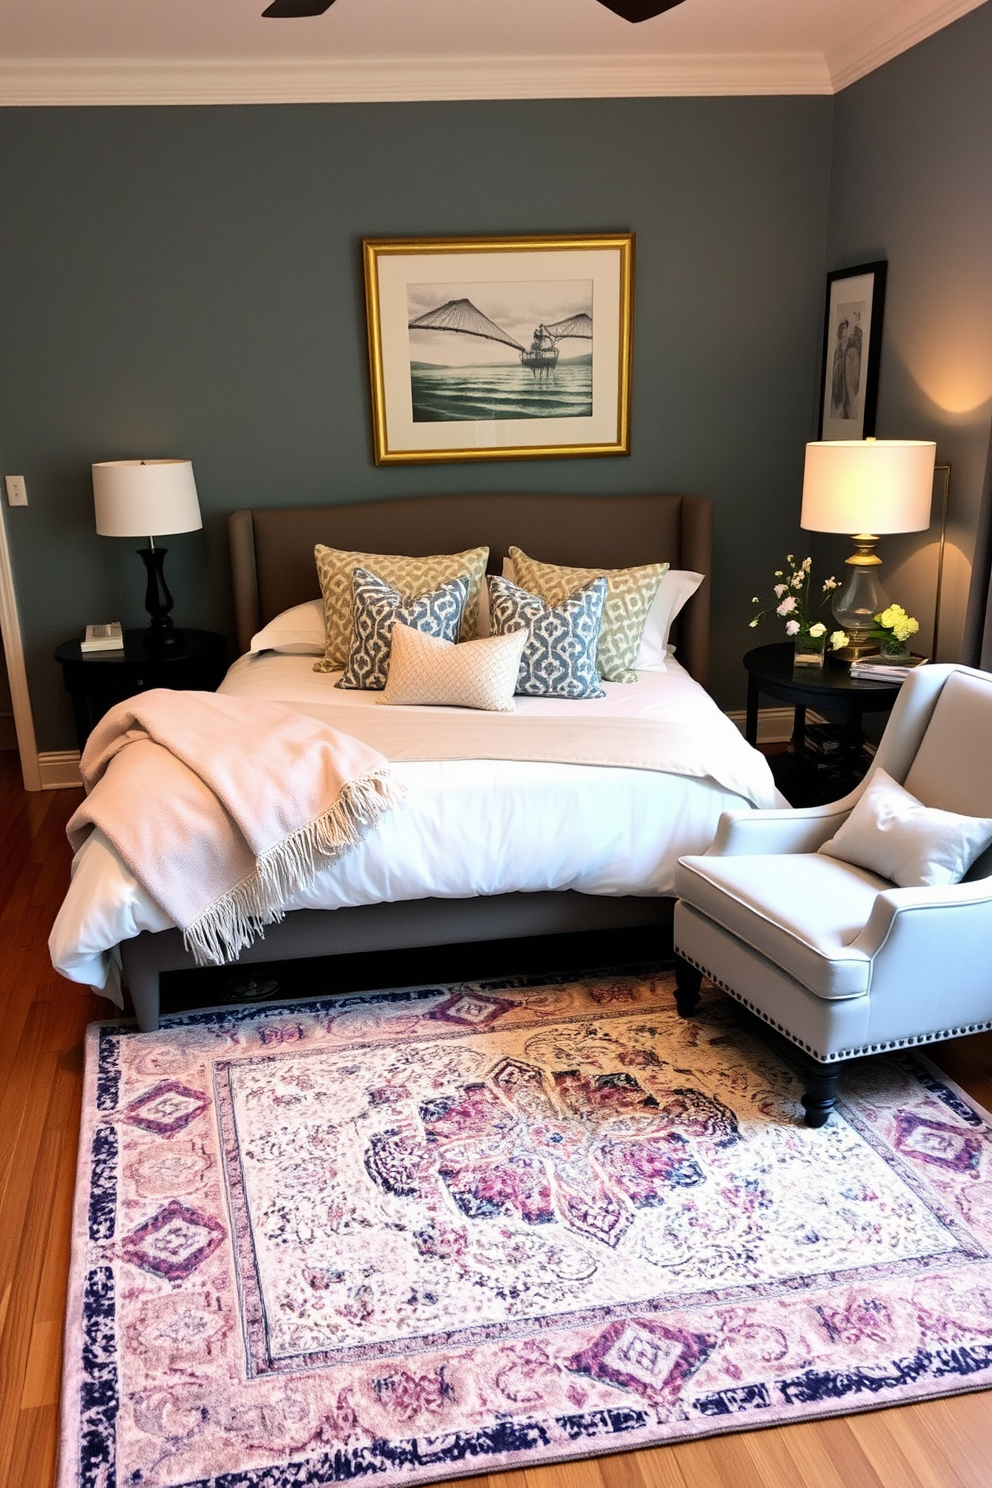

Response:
(380, 621), (528, 712)
(818, 767), (992, 888)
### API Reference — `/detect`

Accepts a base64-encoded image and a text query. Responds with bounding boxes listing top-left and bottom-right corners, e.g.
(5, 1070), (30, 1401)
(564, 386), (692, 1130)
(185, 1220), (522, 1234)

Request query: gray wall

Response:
(0, 97), (832, 750)
(825, 2), (992, 661)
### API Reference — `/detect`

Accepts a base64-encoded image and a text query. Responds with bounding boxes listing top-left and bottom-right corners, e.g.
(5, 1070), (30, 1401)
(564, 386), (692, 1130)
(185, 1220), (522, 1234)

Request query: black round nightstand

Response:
(744, 641), (902, 800)
(55, 628), (229, 750)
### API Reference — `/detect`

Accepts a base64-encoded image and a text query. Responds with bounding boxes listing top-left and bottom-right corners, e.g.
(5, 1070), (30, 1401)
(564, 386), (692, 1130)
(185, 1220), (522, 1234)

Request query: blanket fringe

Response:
(182, 768), (405, 968)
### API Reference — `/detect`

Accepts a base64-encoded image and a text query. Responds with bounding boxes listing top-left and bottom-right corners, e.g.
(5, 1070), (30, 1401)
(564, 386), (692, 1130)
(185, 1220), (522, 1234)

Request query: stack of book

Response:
(849, 654), (927, 684)
(801, 722), (844, 760)
(80, 622), (124, 654)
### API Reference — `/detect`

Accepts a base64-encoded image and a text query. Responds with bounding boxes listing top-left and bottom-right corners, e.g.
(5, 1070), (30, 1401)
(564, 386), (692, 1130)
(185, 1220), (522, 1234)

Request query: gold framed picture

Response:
(363, 233), (634, 466)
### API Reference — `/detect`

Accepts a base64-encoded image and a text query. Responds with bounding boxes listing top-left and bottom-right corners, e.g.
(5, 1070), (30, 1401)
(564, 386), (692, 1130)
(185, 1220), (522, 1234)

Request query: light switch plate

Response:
(5, 475), (27, 507)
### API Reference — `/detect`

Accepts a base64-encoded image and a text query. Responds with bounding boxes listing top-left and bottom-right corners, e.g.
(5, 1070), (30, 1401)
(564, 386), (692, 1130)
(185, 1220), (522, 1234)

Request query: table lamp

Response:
(800, 439), (936, 660)
(92, 458), (202, 654)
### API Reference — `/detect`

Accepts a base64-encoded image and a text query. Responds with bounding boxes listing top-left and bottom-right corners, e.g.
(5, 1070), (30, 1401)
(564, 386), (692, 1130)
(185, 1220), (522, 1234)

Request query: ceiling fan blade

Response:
(596, 0), (686, 20)
(262, 0), (336, 15)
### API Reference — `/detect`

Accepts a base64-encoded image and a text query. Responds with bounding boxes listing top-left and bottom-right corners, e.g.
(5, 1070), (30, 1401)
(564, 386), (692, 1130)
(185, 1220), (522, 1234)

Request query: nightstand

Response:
(744, 641), (902, 804)
(55, 629), (228, 750)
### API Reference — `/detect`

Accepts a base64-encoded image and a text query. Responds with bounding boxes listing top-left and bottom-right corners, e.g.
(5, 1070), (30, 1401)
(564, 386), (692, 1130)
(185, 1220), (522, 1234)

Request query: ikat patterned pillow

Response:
(337, 568), (469, 691)
(313, 544), (488, 673)
(488, 573), (607, 699)
(509, 547), (669, 683)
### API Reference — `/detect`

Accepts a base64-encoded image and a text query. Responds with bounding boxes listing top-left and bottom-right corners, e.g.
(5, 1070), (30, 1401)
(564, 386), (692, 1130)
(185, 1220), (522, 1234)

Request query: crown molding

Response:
(0, 0), (981, 108)
(0, 52), (832, 107)
(828, 0), (986, 91)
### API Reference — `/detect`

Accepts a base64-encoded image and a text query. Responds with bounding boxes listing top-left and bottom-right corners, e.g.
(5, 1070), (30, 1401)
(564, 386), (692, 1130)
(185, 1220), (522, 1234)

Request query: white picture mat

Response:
(376, 246), (624, 454)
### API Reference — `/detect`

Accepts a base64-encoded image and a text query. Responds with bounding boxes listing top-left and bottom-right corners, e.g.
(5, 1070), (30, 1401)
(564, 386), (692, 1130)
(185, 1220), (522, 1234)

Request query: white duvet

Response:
(50, 654), (777, 1001)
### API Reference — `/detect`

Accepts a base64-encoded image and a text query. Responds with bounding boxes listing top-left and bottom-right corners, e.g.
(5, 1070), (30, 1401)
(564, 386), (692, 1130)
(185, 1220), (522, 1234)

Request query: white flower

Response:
(776, 596), (797, 616)
(785, 619), (800, 636)
(791, 571), (805, 588)
(829, 630), (849, 651)
(822, 576), (839, 591)
(801, 557), (812, 571)
(748, 618), (759, 627)
(773, 583), (788, 598)
(808, 622), (827, 638)
(751, 596), (761, 605)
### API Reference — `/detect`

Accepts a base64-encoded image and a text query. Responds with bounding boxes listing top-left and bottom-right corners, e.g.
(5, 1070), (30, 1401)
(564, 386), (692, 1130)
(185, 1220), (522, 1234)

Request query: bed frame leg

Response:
(673, 955), (702, 1017)
(120, 938), (162, 1032)
(129, 973), (161, 1033)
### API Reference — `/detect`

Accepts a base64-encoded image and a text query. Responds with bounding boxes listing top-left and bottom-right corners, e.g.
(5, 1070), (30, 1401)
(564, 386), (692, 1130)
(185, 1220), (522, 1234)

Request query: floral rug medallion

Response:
(63, 976), (992, 1488)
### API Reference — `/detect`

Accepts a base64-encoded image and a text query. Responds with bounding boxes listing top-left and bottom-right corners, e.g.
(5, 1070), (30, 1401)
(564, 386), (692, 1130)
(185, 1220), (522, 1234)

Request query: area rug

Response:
(62, 973), (992, 1488)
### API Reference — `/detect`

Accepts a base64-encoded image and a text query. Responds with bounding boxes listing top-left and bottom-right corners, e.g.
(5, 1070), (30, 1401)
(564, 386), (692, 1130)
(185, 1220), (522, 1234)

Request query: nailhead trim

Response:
(674, 950), (992, 1064)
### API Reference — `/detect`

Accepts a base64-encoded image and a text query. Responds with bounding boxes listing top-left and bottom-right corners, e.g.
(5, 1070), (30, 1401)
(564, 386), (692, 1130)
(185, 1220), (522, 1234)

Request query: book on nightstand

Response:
(81, 622), (125, 653)
(849, 654), (928, 683)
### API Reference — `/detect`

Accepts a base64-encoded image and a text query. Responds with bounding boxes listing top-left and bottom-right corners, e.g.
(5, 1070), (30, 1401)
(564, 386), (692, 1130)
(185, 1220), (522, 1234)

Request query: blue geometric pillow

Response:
(337, 567), (469, 691)
(488, 574), (607, 699)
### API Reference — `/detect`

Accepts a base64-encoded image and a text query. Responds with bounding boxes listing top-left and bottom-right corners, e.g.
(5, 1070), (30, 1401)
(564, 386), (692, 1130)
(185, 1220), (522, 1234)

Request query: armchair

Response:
(673, 664), (992, 1126)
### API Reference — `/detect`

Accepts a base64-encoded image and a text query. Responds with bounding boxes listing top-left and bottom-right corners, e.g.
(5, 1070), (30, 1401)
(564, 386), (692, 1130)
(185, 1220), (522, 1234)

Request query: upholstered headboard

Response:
(229, 492), (712, 684)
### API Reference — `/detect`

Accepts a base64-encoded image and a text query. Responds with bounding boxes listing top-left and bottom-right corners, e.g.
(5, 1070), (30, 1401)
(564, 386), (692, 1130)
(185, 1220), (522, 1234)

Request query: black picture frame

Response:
(817, 260), (887, 440)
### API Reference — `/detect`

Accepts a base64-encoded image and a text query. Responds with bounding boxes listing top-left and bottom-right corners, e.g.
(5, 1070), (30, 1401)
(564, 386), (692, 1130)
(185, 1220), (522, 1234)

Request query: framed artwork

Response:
(818, 260), (887, 441)
(363, 233), (634, 465)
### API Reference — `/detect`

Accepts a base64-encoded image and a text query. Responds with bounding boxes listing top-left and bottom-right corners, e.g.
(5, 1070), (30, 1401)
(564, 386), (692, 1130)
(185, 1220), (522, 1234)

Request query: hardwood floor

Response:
(2, 748), (991, 1487)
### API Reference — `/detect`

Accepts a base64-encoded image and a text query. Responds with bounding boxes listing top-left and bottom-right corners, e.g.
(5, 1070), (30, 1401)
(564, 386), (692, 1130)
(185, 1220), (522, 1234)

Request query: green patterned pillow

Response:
(509, 548), (669, 683)
(313, 543), (489, 673)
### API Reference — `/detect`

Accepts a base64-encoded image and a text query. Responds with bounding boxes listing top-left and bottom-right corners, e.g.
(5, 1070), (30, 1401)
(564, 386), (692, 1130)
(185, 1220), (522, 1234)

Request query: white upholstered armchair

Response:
(673, 664), (992, 1126)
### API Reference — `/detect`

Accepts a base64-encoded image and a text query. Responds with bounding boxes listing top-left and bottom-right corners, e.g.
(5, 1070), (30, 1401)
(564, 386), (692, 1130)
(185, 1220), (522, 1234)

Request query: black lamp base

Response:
(138, 545), (185, 655)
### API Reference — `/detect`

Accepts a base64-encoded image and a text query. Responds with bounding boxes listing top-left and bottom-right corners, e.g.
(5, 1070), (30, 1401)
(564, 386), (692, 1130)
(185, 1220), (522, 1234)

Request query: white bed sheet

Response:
(50, 656), (776, 1000)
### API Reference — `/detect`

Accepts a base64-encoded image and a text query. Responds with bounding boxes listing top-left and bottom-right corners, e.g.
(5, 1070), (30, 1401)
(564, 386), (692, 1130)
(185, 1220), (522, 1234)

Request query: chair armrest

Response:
(707, 791), (861, 857)
(852, 876), (992, 960)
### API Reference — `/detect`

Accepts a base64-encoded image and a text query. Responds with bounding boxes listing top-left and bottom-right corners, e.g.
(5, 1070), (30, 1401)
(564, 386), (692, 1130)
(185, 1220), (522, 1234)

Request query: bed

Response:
(50, 491), (778, 1032)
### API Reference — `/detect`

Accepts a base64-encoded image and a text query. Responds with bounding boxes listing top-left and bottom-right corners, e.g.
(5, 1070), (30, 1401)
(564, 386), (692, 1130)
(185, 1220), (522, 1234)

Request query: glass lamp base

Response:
(831, 536), (887, 664)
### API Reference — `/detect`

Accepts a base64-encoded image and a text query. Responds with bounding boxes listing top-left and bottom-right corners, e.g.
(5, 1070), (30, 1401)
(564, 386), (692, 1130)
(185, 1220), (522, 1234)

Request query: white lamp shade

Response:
(800, 440), (936, 535)
(92, 459), (202, 539)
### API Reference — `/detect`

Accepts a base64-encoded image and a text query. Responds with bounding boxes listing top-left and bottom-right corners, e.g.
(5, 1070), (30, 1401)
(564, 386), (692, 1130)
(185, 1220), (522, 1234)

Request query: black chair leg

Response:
(673, 955), (702, 1017)
(800, 1057), (849, 1127)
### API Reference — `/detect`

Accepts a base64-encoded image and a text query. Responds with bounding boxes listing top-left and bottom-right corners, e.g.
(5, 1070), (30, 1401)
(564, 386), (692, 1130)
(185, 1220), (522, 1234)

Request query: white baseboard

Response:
(35, 706), (797, 791)
(726, 707), (796, 745)
(38, 750), (83, 790)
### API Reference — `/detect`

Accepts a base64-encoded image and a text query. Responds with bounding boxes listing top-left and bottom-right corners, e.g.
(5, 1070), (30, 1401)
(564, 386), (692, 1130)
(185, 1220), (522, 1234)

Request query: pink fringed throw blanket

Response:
(66, 689), (405, 966)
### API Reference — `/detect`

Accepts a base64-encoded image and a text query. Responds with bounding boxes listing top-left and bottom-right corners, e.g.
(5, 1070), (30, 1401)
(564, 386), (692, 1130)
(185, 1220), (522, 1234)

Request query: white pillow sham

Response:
(250, 599), (325, 656)
(635, 570), (704, 671)
(818, 767), (992, 888)
(380, 620), (527, 712)
(248, 564), (703, 669)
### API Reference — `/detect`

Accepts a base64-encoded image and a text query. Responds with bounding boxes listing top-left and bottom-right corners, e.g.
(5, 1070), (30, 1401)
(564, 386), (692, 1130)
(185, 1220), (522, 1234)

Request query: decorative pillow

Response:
(635, 570), (705, 671)
(314, 544), (489, 673)
(380, 622), (528, 712)
(489, 573), (607, 699)
(337, 569), (469, 691)
(509, 547), (668, 683)
(818, 767), (992, 888)
(250, 599), (325, 656)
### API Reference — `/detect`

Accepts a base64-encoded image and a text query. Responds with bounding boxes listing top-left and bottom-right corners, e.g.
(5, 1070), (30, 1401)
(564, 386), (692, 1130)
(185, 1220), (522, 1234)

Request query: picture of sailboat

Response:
(406, 281), (593, 422)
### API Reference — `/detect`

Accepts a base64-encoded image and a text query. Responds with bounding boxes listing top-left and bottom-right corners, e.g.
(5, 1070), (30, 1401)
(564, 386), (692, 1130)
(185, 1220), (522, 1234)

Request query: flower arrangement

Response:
(750, 555), (848, 654)
(869, 603), (920, 656)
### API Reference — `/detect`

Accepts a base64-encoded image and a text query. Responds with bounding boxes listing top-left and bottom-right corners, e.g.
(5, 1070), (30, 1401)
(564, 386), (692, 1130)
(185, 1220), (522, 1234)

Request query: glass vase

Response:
(793, 631), (827, 667)
(880, 634), (911, 659)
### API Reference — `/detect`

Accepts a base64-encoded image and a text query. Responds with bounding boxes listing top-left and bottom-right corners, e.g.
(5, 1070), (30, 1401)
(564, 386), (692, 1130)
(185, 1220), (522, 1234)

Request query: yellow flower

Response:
(829, 630), (849, 651)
